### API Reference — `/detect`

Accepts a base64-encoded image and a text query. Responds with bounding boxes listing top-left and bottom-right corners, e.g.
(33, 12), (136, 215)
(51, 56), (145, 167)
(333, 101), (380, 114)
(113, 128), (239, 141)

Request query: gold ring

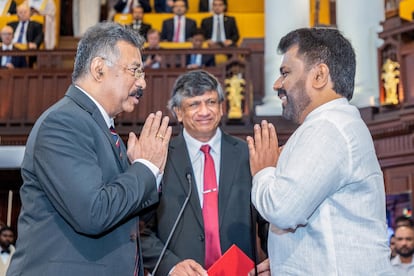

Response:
(156, 134), (164, 139)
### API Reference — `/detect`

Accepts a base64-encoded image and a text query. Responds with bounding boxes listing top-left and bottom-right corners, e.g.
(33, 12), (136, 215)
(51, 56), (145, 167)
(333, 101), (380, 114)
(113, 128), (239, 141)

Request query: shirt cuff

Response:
(134, 159), (163, 190)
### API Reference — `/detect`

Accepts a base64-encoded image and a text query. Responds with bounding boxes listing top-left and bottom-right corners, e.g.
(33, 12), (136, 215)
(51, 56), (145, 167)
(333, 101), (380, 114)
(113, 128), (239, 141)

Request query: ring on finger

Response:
(156, 134), (164, 140)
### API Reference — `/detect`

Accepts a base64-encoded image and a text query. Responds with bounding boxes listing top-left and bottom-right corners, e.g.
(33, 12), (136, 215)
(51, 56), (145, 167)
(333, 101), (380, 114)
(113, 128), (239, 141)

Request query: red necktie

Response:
(110, 126), (122, 158)
(174, 16), (182, 42)
(200, 145), (221, 268)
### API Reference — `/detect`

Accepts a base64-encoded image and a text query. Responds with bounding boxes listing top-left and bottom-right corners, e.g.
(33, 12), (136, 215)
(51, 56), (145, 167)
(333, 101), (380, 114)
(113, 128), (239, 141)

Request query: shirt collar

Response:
(75, 85), (113, 128)
(183, 127), (222, 159)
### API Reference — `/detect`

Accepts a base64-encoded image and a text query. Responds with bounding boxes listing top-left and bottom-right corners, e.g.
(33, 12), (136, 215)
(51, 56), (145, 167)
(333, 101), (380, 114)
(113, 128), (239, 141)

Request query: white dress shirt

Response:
(183, 127), (221, 207)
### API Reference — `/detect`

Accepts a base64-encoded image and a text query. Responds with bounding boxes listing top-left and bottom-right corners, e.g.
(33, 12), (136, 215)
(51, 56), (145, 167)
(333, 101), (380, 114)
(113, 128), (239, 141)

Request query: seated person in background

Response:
(160, 0), (196, 42)
(201, 0), (239, 48)
(186, 29), (215, 69)
(129, 6), (152, 39)
(114, 0), (151, 13)
(154, 0), (188, 13)
(8, 3), (43, 50)
(143, 29), (163, 69)
(0, 25), (27, 69)
(199, 0), (227, 12)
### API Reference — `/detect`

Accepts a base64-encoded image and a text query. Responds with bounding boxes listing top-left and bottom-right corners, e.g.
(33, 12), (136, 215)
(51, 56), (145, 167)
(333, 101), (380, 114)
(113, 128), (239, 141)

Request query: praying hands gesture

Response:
(127, 111), (172, 171)
(246, 120), (280, 176)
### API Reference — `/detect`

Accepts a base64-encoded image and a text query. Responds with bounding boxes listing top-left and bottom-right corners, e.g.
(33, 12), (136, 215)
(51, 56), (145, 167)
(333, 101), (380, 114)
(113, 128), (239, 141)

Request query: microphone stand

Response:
(151, 171), (193, 275)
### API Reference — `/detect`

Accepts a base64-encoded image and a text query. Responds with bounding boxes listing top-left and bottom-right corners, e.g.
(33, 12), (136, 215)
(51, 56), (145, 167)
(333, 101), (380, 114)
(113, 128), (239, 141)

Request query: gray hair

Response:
(167, 70), (224, 118)
(72, 22), (145, 82)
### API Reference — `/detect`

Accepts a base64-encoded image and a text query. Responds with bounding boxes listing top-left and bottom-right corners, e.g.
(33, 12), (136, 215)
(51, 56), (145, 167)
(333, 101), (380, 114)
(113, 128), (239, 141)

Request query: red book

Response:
(207, 244), (255, 276)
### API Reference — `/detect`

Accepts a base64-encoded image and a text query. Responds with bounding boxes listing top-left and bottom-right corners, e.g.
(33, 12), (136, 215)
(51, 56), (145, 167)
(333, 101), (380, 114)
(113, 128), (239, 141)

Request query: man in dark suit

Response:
(160, 0), (196, 42)
(201, 0), (239, 47)
(141, 70), (266, 275)
(7, 3), (43, 49)
(186, 29), (215, 69)
(0, 25), (27, 69)
(6, 22), (172, 276)
(129, 6), (152, 39)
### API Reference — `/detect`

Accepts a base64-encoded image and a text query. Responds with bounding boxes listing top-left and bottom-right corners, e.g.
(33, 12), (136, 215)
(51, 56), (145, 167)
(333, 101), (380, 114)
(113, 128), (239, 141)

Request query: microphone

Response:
(151, 169), (193, 275)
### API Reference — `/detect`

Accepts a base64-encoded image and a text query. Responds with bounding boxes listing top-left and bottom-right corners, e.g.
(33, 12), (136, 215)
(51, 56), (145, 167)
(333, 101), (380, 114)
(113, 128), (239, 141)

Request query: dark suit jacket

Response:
(6, 85), (159, 276)
(8, 20), (44, 48)
(161, 17), (197, 41)
(141, 131), (259, 276)
(201, 15), (239, 46)
(186, 53), (215, 67)
(129, 21), (152, 40)
(0, 46), (27, 68)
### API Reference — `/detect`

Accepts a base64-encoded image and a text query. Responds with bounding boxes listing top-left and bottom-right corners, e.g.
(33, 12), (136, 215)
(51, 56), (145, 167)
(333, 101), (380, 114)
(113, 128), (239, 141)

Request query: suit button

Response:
(199, 234), (204, 241)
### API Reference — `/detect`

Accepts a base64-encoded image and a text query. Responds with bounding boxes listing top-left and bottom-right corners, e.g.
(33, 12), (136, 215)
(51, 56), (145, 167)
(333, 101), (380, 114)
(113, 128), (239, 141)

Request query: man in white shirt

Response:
(247, 27), (394, 275)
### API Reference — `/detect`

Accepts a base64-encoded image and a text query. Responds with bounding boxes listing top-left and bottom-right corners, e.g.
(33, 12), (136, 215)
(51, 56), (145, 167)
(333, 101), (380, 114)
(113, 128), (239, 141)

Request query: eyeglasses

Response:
(100, 57), (145, 80)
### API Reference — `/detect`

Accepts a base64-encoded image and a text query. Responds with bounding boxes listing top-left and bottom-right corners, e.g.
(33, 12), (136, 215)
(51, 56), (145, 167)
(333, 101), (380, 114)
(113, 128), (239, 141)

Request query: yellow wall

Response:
(309, 0), (331, 26)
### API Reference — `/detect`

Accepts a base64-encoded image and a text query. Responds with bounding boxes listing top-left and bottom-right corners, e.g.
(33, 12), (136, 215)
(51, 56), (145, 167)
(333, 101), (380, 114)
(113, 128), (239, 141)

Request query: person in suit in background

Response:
(6, 22), (172, 276)
(0, 227), (15, 276)
(129, 5), (152, 40)
(8, 3), (43, 49)
(154, 0), (188, 13)
(186, 29), (215, 69)
(198, 0), (226, 12)
(143, 29), (163, 69)
(160, 0), (196, 42)
(0, 25), (27, 69)
(141, 70), (266, 276)
(201, 0), (239, 48)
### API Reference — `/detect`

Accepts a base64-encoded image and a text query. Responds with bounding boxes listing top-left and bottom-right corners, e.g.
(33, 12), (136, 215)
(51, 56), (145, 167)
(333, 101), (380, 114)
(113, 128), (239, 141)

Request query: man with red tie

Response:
(160, 0), (196, 42)
(141, 70), (267, 275)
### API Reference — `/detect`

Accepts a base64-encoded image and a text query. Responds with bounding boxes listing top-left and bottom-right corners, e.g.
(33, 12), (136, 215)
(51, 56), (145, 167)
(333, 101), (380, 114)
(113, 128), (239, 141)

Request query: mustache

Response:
(129, 88), (143, 99)
(277, 88), (287, 97)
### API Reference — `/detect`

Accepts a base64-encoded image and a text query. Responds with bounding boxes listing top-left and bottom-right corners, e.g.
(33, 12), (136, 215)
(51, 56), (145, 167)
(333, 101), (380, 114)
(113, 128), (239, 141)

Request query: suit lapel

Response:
(217, 133), (239, 227)
(169, 135), (204, 228)
(66, 85), (128, 171)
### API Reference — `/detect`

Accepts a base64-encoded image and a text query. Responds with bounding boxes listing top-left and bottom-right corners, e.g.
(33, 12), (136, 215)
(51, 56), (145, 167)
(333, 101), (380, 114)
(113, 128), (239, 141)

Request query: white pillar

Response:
(72, 0), (101, 37)
(336, 0), (384, 107)
(256, 0), (310, 116)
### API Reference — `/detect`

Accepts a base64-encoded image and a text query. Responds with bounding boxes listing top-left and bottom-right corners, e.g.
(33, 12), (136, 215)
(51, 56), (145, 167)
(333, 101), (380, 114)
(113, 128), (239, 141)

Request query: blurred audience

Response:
(1, 25), (27, 69)
(114, 0), (151, 13)
(29, 0), (56, 49)
(143, 29), (163, 69)
(128, 5), (152, 39)
(395, 215), (414, 228)
(186, 29), (215, 69)
(7, 3), (43, 50)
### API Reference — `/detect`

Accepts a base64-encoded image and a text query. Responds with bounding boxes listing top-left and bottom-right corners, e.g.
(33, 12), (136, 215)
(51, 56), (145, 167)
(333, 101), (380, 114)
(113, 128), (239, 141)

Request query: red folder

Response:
(207, 244), (255, 276)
